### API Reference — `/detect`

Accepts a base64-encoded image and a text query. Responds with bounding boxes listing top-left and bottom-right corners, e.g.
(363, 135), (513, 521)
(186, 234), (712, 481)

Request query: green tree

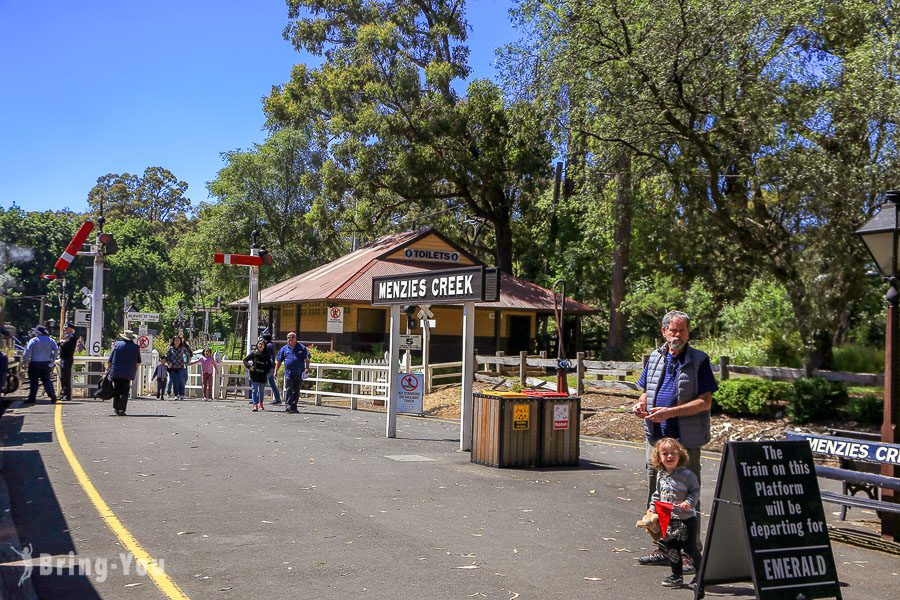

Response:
(87, 166), (191, 228)
(180, 126), (347, 304)
(102, 218), (174, 339)
(0, 206), (89, 335)
(264, 0), (553, 273)
(513, 0), (900, 369)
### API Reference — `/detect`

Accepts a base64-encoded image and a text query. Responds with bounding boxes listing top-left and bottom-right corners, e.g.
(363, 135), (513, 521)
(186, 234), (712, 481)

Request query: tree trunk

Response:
(493, 217), (514, 274)
(607, 153), (633, 359)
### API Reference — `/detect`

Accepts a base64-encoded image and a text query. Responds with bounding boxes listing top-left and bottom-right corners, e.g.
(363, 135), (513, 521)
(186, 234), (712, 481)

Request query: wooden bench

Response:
(826, 428), (883, 520)
(785, 430), (900, 519)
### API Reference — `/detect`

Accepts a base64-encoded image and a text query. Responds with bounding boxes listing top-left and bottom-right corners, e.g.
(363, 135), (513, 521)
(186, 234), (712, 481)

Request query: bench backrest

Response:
(785, 430), (900, 467)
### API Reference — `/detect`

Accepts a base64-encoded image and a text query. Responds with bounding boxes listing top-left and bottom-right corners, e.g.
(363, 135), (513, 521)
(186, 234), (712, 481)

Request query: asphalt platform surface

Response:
(1, 393), (898, 599)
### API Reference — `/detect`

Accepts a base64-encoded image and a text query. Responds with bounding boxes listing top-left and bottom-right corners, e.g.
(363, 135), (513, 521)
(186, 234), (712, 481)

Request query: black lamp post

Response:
(854, 189), (900, 541)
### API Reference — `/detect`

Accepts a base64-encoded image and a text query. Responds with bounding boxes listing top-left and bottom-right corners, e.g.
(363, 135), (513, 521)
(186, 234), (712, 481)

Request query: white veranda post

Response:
(460, 301), (476, 451)
(386, 304), (401, 438)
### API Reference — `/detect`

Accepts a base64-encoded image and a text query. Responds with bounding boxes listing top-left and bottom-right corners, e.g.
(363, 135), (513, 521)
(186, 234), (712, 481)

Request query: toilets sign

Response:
(371, 266), (499, 305)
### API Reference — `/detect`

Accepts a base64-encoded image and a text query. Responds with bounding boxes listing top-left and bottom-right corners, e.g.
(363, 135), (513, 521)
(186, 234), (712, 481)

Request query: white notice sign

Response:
(398, 335), (422, 350)
(126, 311), (161, 323)
(396, 372), (424, 414)
(327, 306), (344, 334)
(553, 404), (570, 430)
(74, 309), (91, 326)
(136, 335), (154, 360)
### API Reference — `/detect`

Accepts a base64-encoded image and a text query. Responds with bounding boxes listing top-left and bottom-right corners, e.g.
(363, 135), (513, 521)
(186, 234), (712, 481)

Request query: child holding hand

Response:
(648, 437), (703, 589)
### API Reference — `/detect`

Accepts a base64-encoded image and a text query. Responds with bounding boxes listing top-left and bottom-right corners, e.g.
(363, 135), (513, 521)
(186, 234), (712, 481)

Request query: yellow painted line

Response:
(54, 403), (190, 600)
(581, 435), (722, 461)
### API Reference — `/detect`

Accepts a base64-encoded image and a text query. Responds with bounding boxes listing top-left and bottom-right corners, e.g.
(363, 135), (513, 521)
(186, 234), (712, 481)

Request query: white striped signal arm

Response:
(55, 220), (94, 272)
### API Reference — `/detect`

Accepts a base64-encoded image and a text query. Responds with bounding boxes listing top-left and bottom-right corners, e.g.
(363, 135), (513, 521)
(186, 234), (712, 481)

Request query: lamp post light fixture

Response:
(854, 189), (900, 541)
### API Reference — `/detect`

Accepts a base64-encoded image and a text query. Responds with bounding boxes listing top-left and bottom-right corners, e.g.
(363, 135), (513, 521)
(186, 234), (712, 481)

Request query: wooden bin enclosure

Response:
(471, 392), (540, 468)
(538, 396), (581, 467)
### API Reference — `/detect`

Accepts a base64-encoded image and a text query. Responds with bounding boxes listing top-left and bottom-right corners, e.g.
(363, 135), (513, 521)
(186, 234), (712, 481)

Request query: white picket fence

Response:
(59, 353), (465, 409)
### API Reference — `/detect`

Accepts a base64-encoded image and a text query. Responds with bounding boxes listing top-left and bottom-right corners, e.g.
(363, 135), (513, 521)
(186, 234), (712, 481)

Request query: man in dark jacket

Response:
(262, 333), (282, 405)
(58, 322), (79, 400)
(108, 330), (142, 416)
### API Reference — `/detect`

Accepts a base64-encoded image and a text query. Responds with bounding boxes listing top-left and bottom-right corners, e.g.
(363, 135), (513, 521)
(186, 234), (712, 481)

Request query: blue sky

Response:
(0, 0), (517, 213)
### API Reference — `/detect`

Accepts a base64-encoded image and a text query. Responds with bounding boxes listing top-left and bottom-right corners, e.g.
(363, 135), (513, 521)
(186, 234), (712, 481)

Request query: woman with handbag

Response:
(243, 339), (271, 412)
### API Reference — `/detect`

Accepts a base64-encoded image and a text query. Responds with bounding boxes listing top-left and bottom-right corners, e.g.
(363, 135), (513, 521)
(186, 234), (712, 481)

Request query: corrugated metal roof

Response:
(233, 228), (598, 313)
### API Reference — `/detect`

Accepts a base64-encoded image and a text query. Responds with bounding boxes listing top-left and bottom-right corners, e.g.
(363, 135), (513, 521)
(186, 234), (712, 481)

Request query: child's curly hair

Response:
(650, 437), (689, 471)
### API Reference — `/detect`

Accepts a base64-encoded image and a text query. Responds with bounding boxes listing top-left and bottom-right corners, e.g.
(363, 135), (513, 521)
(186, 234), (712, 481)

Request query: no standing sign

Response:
(396, 372), (424, 415)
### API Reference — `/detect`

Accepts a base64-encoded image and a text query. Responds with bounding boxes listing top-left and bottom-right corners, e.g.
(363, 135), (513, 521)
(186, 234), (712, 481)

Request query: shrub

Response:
(713, 378), (788, 417)
(787, 378), (848, 424)
(832, 344), (884, 374)
(846, 394), (882, 426)
(308, 348), (355, 392)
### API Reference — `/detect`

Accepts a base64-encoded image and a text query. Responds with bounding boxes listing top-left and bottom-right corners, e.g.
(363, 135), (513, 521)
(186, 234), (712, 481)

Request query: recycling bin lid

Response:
(482, 391), (530, 398)
(523, 390), (569, 397)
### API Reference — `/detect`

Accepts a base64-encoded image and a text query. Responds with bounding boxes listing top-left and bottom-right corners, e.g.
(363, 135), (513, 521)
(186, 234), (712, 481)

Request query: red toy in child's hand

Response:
(654, 501), (674, 539)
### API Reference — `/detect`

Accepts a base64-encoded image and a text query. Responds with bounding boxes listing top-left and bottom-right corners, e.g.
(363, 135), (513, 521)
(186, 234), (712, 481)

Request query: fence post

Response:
(576, 352), (585, 396)
(350, 367), (358, 410)
(315, 365), (323, 406)
(642, 354), (649, 369)
(496, 351), (504, 375)
(519, 351), (528, 386)
(719, 356), (730, 381)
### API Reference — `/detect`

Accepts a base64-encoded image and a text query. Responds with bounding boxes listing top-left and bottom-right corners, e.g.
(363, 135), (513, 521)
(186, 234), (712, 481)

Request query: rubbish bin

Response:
(537, 394), (581, 467)
(471, 392), (540, 467)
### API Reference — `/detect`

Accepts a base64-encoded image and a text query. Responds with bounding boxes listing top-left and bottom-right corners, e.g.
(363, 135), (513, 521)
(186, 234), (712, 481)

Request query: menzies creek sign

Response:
(371, 266), (500, 305)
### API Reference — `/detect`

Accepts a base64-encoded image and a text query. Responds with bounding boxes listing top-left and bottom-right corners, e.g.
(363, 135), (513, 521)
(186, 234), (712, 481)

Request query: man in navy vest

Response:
(632, 311), (717, 568)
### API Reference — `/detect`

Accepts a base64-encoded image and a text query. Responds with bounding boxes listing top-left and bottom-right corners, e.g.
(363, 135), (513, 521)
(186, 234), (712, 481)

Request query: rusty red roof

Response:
(233, 228), (597, 314)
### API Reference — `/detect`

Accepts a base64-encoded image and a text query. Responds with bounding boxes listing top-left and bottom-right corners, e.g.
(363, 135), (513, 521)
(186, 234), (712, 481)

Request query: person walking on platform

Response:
(243, 339), (271, 412)
(192, 348), (219, 400)
(166, 335), (189, 400)
(108, 330), (141, 416)
(262, 333), (282, 405)
(274, 332), (310, 414)
(154, 357), (169, 400)
(23, 325), (59, 405)
(58, 322), (80, 400)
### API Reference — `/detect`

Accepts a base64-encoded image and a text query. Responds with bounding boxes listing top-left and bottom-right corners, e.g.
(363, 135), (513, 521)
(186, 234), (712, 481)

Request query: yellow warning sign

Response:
(512, 403), (530, 430)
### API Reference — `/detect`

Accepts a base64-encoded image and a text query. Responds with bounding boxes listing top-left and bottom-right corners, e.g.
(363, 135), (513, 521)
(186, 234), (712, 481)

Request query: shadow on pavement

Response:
(1, 415), (101, 599)
(105, 414), (175, 418)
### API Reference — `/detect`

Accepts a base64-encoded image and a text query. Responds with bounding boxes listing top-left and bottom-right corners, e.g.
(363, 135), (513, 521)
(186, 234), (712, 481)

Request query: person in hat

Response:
(22, 325), (59, 404)
(107, 330), (142, 416)
(58, 321), (80, 401)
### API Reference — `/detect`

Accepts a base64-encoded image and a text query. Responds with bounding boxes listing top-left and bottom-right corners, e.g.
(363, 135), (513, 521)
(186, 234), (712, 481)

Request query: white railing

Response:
(62, 354), (463, 408)
(216, 359), (390, 408)
(67, 352), (160, 399)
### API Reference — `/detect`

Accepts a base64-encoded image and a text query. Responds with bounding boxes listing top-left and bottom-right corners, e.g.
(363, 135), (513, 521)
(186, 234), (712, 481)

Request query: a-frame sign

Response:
(696, 440), (842, 600)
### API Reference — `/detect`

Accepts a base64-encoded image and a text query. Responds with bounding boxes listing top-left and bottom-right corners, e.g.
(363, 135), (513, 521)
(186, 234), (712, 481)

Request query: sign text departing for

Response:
(371, 266), (499, 305)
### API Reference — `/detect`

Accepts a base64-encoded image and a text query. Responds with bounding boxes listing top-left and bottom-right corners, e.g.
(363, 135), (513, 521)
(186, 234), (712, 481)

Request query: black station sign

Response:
(697, 440), (842, 600)
(371, 266), (500, 305)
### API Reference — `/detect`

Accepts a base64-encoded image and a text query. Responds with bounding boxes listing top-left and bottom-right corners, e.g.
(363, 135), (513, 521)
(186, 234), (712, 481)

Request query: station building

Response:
(236, 228), (597, 361)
